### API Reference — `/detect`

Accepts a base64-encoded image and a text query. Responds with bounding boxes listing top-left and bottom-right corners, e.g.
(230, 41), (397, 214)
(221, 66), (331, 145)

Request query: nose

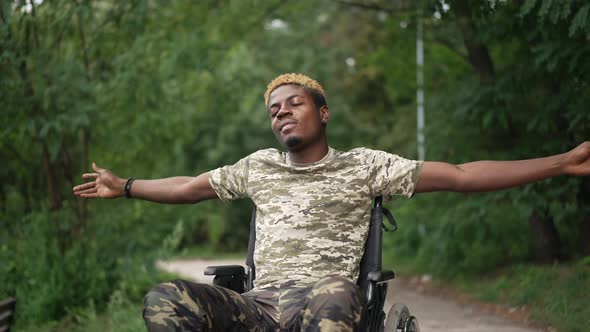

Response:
(276, 105), (292, 119)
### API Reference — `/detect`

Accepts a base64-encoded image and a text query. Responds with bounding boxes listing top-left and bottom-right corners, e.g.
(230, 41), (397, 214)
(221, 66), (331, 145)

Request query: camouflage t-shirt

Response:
(208, 147), (422, 290)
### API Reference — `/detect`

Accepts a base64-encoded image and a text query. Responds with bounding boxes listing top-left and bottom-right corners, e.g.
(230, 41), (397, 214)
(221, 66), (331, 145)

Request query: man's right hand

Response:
(73, 162), (126, 199)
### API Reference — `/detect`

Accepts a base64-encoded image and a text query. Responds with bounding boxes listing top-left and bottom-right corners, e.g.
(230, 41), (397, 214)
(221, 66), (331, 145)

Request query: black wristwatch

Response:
(124, 178), (135, 198)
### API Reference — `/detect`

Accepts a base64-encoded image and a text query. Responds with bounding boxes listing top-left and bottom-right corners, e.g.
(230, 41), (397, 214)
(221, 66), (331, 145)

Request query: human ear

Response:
(320, 106), (330, 124)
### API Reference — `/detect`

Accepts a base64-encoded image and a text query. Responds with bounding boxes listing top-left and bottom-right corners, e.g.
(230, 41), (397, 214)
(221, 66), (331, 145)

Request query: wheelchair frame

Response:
(204, 197), (419, 331)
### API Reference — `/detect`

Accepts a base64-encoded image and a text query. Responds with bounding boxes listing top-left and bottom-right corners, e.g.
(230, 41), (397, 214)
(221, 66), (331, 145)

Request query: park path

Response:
(157, 258), (547, 332)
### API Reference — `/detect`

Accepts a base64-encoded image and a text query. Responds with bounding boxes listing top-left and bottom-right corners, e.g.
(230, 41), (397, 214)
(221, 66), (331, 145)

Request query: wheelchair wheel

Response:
(403, 315), (419, 332)
(384, 303), (409, 331)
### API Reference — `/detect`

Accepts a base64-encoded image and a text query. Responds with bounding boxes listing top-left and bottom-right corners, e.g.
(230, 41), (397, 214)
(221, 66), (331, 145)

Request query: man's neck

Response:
(287, 141), (329, 164)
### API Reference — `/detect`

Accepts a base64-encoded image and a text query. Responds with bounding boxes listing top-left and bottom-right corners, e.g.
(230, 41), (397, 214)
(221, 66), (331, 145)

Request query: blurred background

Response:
(1, 0), (589, 331)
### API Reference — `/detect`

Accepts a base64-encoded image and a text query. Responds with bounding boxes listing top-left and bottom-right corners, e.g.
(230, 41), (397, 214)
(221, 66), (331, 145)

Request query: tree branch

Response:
(454, 1), (495, 82)
(430, 35), (469, 63)
(333, 0), (395, 13)
(51, 4), (75, 50)
(90, 1), (140, 43)
(30, 0), (41, 48)
(0, 1), (7, 24)
(76, 1), (91, 80)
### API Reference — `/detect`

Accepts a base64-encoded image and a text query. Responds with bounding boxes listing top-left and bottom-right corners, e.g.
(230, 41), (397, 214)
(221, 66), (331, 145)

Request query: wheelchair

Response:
(205, 196), (420, 331)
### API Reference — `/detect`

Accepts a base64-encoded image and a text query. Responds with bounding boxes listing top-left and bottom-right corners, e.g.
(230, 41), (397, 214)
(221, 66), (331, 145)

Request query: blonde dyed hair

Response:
(264, 73), (326, 106)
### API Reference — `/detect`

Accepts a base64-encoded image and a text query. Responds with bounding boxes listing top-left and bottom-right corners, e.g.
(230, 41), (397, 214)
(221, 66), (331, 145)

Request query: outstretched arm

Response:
(415, 141), (590, 194)
(72, 163), (218, 204)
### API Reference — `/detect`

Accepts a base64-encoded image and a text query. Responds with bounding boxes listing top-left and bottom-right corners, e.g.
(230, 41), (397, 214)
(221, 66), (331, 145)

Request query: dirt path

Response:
(157, 259), (545, 332)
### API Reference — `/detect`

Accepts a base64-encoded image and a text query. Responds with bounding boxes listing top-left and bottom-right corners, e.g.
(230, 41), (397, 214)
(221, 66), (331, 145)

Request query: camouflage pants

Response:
(143, 275), (364, 331)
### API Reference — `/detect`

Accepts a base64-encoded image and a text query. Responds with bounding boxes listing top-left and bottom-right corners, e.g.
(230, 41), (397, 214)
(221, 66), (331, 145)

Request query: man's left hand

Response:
(562, 141), (590, 176)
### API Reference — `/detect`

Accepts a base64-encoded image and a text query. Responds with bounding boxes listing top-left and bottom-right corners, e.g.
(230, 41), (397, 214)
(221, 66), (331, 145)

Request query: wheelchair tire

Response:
(384, 303), (410, 331)
(403, 315), (420, 332)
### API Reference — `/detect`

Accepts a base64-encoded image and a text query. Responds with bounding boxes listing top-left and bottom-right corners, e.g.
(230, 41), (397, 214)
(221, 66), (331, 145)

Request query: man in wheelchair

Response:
(73, 73), (590, 331)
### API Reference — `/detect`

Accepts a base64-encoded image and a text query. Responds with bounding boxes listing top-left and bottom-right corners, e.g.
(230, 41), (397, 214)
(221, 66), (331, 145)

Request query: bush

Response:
(0, 211), (114, 326)
(383, 192), (531, 276)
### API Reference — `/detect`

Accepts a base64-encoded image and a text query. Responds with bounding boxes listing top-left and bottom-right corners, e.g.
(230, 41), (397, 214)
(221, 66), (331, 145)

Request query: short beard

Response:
(285, 136), (303, 149)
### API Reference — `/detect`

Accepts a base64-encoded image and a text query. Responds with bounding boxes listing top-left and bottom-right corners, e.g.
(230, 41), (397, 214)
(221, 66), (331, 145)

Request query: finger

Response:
(80, 193), (100, 198)
(74, 189), (94, 197)
(92, 162), (104, 173)
(74, 189), (97, 197)
(74, 185), (97, 193)
(82, 173), (99, 179)
(77, 188), (98, 195)
(73, 182), (95, 191)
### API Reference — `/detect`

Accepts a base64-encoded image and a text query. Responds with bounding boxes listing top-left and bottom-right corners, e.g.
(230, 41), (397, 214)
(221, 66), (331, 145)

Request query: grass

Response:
(385, 255), (590, 332)
(17, 292), (146, 332)
(14, 268), (180, 332)
(14, 249), (246, 332)
(463, 263), (590, 332)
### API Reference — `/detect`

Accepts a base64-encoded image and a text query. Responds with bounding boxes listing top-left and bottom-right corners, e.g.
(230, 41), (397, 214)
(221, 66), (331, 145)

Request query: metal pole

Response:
(416, 3), (425, 160)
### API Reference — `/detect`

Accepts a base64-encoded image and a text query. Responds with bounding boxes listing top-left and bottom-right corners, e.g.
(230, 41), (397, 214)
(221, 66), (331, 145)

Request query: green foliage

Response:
(453, 263), (590, 332)
(2, 0), (590, 330)
(2, 211), (112, 324)
(0, 203), (183, 329)
(384, 193), (531, 276)
(18, 291), (150, 332)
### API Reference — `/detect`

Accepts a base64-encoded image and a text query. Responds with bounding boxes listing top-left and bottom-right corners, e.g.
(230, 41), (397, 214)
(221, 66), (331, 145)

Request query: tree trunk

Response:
(42, 144), (67, 255)
(20, 50), (67, 255)
(454, 1), (496, 82)
(76, 6), (92, 237)
(577, 178), (590, 256)
(528, 209), (562, 262)
(67, 130), (90, 238)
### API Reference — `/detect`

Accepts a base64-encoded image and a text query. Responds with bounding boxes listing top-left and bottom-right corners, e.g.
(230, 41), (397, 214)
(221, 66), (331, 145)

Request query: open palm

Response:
(73, 163), (125, 198)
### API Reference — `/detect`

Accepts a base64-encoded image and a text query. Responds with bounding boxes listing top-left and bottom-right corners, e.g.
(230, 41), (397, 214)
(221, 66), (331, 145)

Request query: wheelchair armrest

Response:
(204, 265), (247, 294)
(204, 265), (245, 276)
(367, 270), (395, 283)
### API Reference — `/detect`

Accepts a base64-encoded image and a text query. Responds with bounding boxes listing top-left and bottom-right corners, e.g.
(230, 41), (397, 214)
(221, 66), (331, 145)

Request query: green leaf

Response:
(537, 0), (553, 22)
(520, 0), (538, 17)
(39, 122), (51, 138)
(569, 4), (590, 37)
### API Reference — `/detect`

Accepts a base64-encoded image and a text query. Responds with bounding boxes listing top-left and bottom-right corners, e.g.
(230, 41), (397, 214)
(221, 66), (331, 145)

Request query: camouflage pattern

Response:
(143, 279), (279, 331)
(209, 147), (422, 290)
(277, 275), (364, 331)
(143, 276), (364, 331)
